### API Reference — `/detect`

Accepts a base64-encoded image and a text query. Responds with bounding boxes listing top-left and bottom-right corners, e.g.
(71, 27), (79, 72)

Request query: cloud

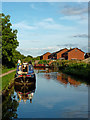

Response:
(12, 21), (37, 30)
(60, 15), (87, 21)
(43, 18), (54, 22)
(13, 18), (74, 32)
(37, 18), (73, 30)
(61, 5), (88, 16)
(30, 4), (37, 9)
(57, 43), (78, 48)
(72, 34), (88, 38)
(17, 46), (60, 57)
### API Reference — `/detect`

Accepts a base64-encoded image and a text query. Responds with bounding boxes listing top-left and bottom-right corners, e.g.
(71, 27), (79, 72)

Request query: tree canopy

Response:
(1, 13), (19, 67)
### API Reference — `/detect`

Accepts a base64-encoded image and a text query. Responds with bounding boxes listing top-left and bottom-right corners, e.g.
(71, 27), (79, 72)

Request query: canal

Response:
(2, 68), (88, 119)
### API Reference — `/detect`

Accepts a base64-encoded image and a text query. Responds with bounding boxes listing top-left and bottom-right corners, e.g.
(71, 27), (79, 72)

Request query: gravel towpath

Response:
(0, 69), (16, 77)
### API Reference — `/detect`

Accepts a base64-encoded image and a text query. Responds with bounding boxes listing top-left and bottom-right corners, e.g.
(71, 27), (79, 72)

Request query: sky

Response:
(2, 2), (88, 57)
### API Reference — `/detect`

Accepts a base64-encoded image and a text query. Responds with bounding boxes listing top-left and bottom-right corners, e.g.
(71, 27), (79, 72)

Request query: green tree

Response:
(13, 50), (26, 66)
(27, 55), (33, 58)
(1, 13), (19, 67)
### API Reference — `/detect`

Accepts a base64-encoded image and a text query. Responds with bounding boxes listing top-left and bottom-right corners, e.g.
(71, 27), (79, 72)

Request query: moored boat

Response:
(15, 62), (36, 84)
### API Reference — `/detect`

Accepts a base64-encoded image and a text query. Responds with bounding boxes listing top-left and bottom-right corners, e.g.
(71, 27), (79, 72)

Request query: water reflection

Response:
(37, 68), (82, 87)
(2, 68), (88, 118)
(14, 80), (36, 103)
(2, 87), (19, 120)
(56, 73), (81, 87)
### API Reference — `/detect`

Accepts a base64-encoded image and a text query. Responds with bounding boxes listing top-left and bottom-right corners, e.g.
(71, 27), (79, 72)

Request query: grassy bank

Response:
(2, 71), (16, 90)
(2, 67), (15, 74)
(50, 60), (90, 79)
(63, 63), (90, 79)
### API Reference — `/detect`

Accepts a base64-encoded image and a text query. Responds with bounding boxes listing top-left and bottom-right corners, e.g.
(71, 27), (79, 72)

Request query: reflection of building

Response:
(44, 74), (51, 79)
(57, 73), (68, 85)
(14, 81), (36, 103)
(68, 76), (81, 87)
(56, 73), (81, 87)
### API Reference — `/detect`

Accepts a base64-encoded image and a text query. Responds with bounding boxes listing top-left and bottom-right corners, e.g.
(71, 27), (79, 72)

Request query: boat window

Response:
(22, 65), (28, 72)
(29, 65), (33, 71)
(17, 65), (22, 71)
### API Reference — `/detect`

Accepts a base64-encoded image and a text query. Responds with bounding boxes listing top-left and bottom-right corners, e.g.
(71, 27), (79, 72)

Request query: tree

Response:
(27, 55), (33, 58)
(1, 13), (19, 67)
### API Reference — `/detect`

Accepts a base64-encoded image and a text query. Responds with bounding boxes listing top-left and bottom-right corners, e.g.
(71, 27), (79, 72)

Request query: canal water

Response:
(2, 68), (88, 119)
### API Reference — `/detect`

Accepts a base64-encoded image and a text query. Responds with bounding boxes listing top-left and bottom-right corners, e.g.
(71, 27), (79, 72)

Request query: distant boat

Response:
(34, 64), (49, 68)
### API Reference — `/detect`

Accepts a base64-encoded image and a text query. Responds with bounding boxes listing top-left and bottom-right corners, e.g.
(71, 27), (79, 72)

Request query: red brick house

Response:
(40, 52), (51, 60)
(48, 48), (68, 60)
(62, 48), (84, 60)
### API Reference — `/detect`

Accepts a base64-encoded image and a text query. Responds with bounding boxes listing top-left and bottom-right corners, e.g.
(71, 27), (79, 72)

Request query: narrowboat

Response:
(15, 62), (36, 84)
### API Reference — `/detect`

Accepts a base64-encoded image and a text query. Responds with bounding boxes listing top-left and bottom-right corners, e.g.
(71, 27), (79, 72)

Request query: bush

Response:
(38, 60), (49, 64)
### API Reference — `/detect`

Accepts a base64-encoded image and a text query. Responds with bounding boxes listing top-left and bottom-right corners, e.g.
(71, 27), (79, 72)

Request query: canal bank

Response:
(49, 60), (90, 80)
(1, 70), (16, 93)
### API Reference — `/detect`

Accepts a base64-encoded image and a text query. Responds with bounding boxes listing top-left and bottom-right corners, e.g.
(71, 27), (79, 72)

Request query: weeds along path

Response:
(0, 69), (16, 77)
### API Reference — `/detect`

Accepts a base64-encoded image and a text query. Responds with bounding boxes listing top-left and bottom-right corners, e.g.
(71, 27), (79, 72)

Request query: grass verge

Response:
(2, 71), (16, 91)
(2, 68), (15, 74)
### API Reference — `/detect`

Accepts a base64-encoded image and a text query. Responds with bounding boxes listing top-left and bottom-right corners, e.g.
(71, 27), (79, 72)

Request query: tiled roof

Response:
(48, 48), (68, 56)
(55, 48), (68, 54)
(41, 52), (51, 56)
(62, 48), (84, 54)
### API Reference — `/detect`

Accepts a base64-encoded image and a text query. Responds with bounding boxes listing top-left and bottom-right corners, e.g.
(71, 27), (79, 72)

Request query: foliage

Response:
(24, 55), (33, 63)
(33, 56), (40, 61)
(50, 60), (90, 79)
(1, 13), (19, 67)
(38, 60), (49, 64)
(13, 50), (26, 66)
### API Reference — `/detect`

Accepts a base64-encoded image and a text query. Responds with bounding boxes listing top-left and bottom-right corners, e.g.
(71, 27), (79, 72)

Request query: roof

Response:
(62, 48), (85, 54)
(40, 52), (51, 57)
(48, 48), (68, 56)
(48, 52), (56, 56)
(56, 48), (68, 54)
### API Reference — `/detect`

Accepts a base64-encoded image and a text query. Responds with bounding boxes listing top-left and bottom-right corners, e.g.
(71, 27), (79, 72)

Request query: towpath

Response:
(0, 69), (16, 77)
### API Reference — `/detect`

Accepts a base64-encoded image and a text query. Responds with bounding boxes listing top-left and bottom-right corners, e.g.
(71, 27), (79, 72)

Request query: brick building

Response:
(62, 48), (84, 60)
(48, 48), (68, 60)
(40, 52), (51, 60)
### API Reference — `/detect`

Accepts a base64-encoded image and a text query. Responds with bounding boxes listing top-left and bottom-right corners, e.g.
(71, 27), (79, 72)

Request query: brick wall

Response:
(56, 49), (68, 59)
(68, 48), (84, 60)
(43, 52), (51, 60)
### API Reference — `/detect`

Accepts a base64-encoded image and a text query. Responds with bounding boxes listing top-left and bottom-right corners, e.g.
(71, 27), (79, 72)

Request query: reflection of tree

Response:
(2, 89), (19, 120)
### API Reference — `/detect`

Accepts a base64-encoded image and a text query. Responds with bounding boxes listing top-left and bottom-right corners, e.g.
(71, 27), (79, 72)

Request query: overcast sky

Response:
(2, 2), (88, 57)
